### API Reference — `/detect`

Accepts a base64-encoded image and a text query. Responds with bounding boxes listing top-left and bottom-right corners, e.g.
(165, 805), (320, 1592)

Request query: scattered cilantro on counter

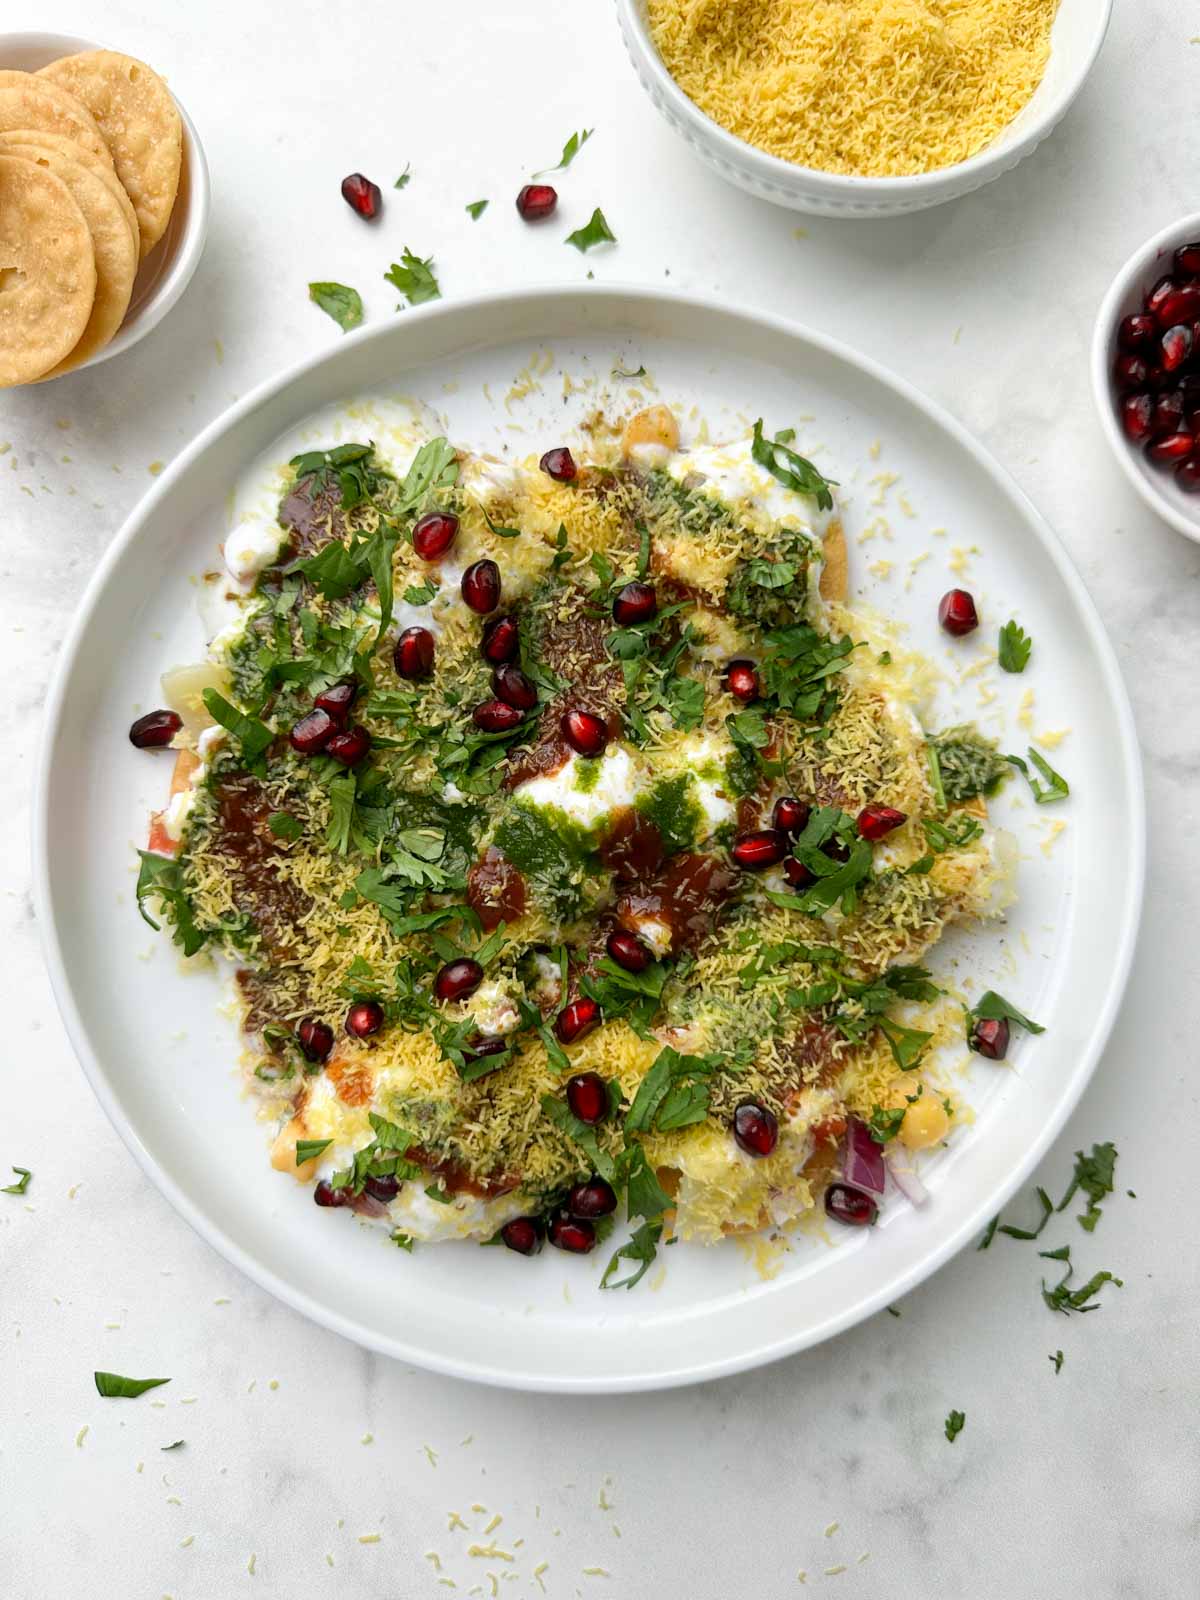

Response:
(944, 1410), (966, 1442)
(308, 281), (364, 333)
(385, 249), (441, 307)
(94, 1372), (171, 1399)
(565, 208), (616, 252)
(465, 199), (488, 220)
(161, 1440), (186, 1451)
(1057, 1142), (1118, 1232)
(1040, 1245), (1122, 1315)
(394, 164), (412, 190)
(2, 1166), (31, 1195)
(534, 128), (593, 177)
(1049, 1350), (1064, 1375)
(998, 619), (1032, 673)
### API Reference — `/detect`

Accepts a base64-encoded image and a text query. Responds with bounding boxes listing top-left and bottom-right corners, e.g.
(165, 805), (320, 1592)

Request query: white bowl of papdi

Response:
(0, 32), (209, 385)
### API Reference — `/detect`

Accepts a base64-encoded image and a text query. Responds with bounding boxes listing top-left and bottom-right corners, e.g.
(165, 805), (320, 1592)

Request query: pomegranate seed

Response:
(858, 804), (907, 841)
(500, 1216), (544, 1255)
(1148, 431), (1195, 464)
(561, 708), (608, 757)
(566, 1071), (609, 1124)
(492, 663), (538, 709)
(732, 1099), (778, 1157)
(1174, 242), (1200, 278)
(938, 588), (979, 636)
(1144, 363), (1166, 391)
(434, 958), (484, 1003)
(556, 996), (600, 1044)
(1120, 393), (1155, 442)
(772, 796), (810, 835)
(412, 511), (459, 561)
(297, 1018), (334, 1064)
(473, 698), (524, 732)
(970, 1016), (1009, 1059)
(567, 1177), (617, 1219)
(784, 856), (816, 889)
(822, 833), (852, 864)
(539, 445), (576, 481)
(605, 928), (651, 973)
(345, 999), (384, 1038)
(517, 184), (558, 221)
(326, 724), (371, 766)
(1179, 375), (1200, 428)
(394, 625), (435, 679)
(824, 1182), (878, 1227)
(1151, 389), (1185, 438)
(1146, 274), (1178, 321)
(1176, 458), (1200, 493)
(1155, 283), (1200, 327)
(464, 1034), (509, 1067)
(612, 581), (657, 625)
(129, 708), (181, 748)
(1162, 324), (1193, 372)
(1113, 354), (1150, 393)
(340, 172), (381, 220)
(314, 1180), (352, 1208)
(1117, 313), (1158, 352)
(730, 829), (788, 870)
(726, 659), (760, 703)
(461, 559), (501, 614)
(547, 1211), (595, 1253)
(481, 614), (519, 664)
(364, 1174), (399, 1203)
(314, 678), (358, 722)
(290, 708), (336, 755)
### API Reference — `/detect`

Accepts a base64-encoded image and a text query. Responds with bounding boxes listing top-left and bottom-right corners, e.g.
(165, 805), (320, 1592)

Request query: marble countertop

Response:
(4, 2), (1197, 1594)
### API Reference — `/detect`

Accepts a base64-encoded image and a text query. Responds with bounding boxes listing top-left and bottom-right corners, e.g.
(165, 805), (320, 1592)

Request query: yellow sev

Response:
(646, 0), (1061, 179)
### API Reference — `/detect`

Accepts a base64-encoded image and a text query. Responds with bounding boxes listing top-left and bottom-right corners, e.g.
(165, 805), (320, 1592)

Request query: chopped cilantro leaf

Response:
(969, 990), (1044, 1038)
(600, 1219), (662, 1290)
(296, 1139), (332, 1166)
(565, 207), (616, 252)
(308, 281), (363, 333)
(268, 811), (303, 841)
(877, 1015), (932, 1071)
(385, 249), (441, 307)
(534, 128), (593, 177)
(998, 619), (1032, 673)
(201, 689), (273, 761)
(1040, 1245), (1123, 1315)
(1007, 747), (1069, 805)
(944, 1409), (966, 1442)
(2, 1166), (31, 1195)
(394, 164), (412, 190)
(94, 1372), (171, 1399)
(540, 1094), (616, 1182)
(1049, 1349), (1064, 1374)
(135, 852), (207, 957)
(613, 364), (647, 380)
(997, 1187), (1053, 1240)
(465, 198), (488, 220)
(750, 418), (835, 512)
(1056, 1142), (1117, 1232)
(977, 1214), (1000, 1250)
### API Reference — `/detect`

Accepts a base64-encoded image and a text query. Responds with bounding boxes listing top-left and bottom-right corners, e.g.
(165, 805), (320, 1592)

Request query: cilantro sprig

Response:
(998, 619), (1032, 673)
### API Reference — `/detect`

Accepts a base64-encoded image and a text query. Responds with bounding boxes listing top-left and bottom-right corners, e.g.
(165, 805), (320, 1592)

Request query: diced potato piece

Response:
(161, 660), (231, 736)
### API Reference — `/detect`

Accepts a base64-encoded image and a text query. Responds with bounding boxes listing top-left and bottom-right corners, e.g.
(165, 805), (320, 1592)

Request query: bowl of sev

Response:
(616, 0), (1112, 217)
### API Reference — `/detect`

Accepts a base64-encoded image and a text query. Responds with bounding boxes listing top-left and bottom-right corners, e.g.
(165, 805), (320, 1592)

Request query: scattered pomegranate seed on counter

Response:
(605, 928), (651, 973)
(732, 1100), (778, 1157)
(290, 708), (336, 755)
(539, 445), (576, 481)
(566, 1071), (609, 1124)
(481, 614), (519, 664)
(772, 796), (810, 835)
(555, 996), (601, 1044)
(473, 699), (524, 732)
(314, 679), (358, 722)
(824, 1182), (878, 1227)
(567, 1177), (617, 1219)
(314, 1180), (352, 1208)
(412, 510), (459, 560)
(547, 1211), (596, 1253)
(325, 725), (371, 766)
(340, 172), (381, 220)
(857, 804), (907, 841)
(500, 1216), (544, 1256)
(730, 829), (788, 870)
(937, 588), (979, 637)
(461, 559), (501, 614)
(517, 184), (558, 222)
(128, 709), (182, 748)
(611, 581), (657, 625)
(393, 626), (436, 679)
(297, 1018), (334, 1063)
(434, 958), (484, 1003)
(726, 659), (760, 703)
(492, 664), (537, 709)
(345, 1000), (384, 1038)
(970, 1016), (1010, 1059)
(561, 707), (608, 757)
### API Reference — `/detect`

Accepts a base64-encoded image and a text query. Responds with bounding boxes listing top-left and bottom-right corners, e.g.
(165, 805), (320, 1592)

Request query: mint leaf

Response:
(565, 207), (616, 253)
(309, 281), (363, 333)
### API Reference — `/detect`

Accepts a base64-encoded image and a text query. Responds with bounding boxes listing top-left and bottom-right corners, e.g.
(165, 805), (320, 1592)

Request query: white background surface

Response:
(2, 2), (1196, 1595)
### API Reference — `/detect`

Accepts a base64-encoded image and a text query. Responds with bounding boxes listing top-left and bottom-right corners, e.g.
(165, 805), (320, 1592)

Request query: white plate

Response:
(34, 288), (1144, 1392)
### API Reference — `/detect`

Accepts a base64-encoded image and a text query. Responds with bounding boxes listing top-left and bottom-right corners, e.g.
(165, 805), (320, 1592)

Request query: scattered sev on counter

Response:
(645, 0), (1062, 179)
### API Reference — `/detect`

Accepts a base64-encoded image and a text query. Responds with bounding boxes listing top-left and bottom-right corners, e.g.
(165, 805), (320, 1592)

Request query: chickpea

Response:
(899, 1095), (950, 1151)
(620, 405), (679, 460)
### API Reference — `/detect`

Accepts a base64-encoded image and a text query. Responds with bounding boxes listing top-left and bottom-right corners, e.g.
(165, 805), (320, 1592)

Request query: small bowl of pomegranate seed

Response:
(1093, 211), (1200, 542)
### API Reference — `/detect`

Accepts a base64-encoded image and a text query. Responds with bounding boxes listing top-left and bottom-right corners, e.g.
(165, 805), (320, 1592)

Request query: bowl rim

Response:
(1090, 210), (1200, 544)
(0, 29), (210, 376)
(615, 0), (1113, 198)
(32, 282), (1146, 1391)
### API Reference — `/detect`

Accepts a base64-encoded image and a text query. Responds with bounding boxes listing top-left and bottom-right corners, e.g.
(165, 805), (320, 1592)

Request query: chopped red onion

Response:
(884, 1147), (929, 1206)
(842, 1117), (886, 1196)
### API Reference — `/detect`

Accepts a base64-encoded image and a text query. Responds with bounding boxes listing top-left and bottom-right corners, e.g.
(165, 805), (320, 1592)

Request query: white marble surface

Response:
(3, 1), (1198, 1594)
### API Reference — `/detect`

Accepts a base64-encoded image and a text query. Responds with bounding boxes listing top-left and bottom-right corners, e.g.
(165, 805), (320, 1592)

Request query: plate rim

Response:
(32, 283), (1146, 1391)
